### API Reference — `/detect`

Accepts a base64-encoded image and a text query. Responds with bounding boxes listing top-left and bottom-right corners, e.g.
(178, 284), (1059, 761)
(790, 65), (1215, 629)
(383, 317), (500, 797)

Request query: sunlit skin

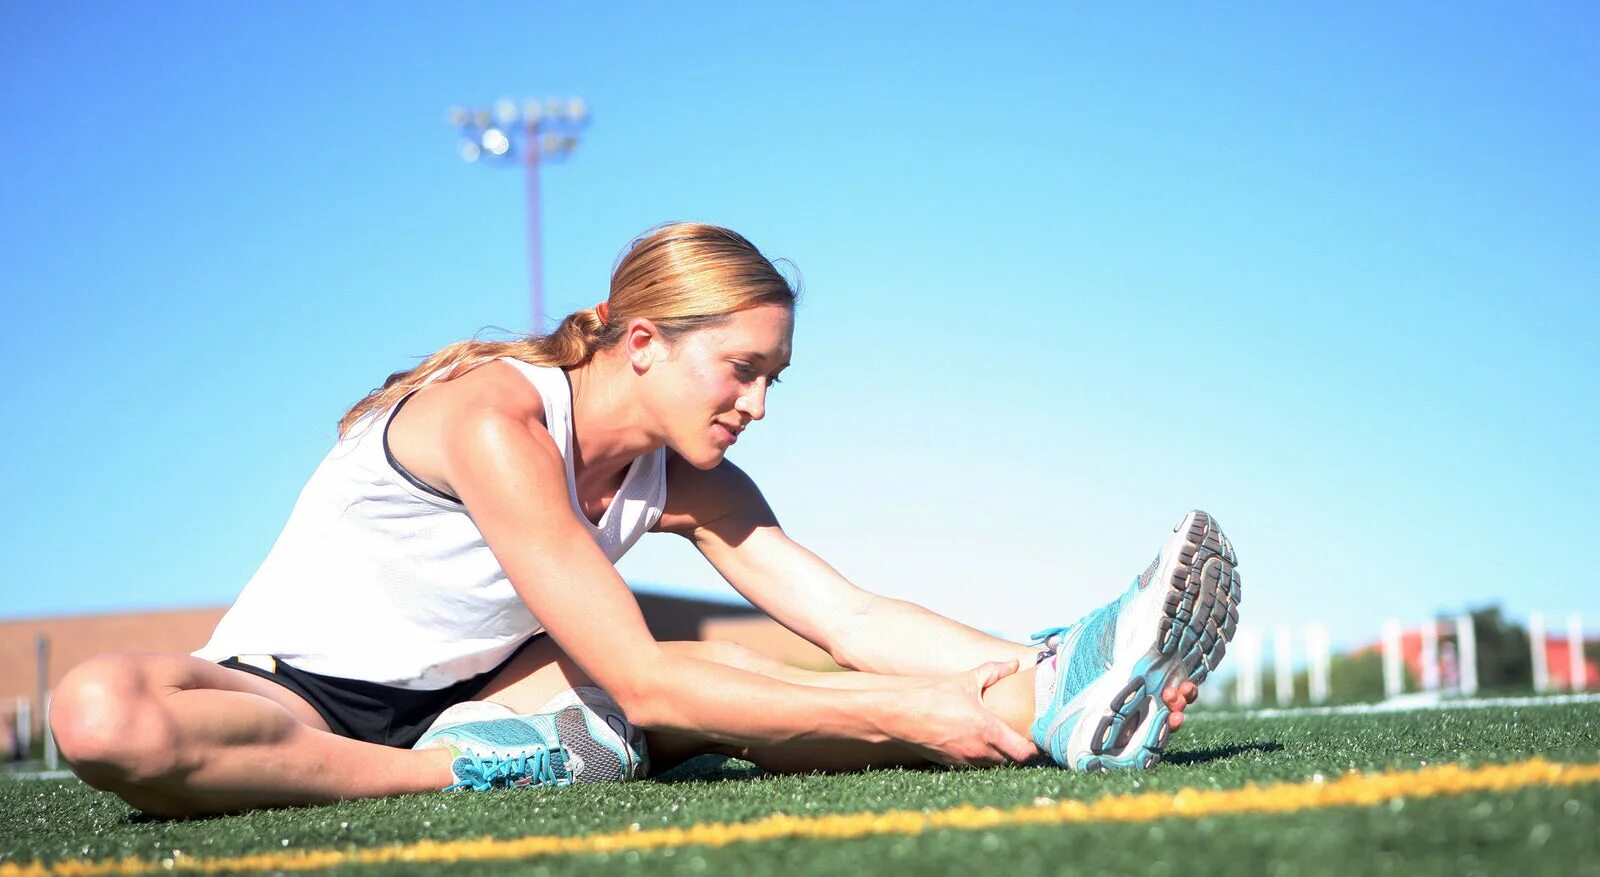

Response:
(1165, 681), (1198, 730)
(625, 302), (793, 471)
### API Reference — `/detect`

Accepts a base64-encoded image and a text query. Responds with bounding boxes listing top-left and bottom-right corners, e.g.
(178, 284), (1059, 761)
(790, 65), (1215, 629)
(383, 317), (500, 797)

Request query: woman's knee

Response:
(51, 654), (182, 787)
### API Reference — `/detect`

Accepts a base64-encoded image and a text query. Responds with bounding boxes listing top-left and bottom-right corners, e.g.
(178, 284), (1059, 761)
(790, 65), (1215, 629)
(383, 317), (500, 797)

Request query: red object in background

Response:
(1352, 624), (1598, 689)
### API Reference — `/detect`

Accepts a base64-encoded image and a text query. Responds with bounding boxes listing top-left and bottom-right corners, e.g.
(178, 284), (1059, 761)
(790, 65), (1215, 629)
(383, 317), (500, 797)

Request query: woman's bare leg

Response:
(702, 643), (1044, 772)
(472, 637), (1043, 774)
(650, 646), (1194, 773)
(52, 640), (1197, 815)
(50, 653), (458, 817)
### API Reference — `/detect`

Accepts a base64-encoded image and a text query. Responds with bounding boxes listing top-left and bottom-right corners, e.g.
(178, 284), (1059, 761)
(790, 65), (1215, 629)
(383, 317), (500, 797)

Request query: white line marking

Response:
(0, 769), (76, 782)
(1214, 691), (1600, 720)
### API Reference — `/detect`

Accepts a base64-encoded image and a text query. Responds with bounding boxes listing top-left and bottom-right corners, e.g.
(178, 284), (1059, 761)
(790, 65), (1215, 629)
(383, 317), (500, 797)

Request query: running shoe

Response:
(414, 706), (632, 791)
(1030, 509), (1241, 771)
(537, 685), (650, 780)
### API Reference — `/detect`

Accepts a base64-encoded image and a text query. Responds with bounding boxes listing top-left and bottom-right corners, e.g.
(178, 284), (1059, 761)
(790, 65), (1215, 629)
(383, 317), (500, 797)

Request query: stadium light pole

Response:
(448, 97), (591, 334)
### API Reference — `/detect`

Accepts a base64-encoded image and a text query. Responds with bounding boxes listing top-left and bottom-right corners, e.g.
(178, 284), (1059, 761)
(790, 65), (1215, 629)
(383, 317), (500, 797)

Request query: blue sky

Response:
(1, 2), (1595, 655)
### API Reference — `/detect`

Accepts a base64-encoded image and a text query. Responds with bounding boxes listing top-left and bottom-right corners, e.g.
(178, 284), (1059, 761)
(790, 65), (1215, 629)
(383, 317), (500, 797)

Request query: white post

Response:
(1531, 613), (1549, 693)
(15, 698), (31, 758)
(1569, 614), (1586, 692)
(1305, 622), (1331, 704)
(1456, 613), (1479, 697)
(1382, 619), (1403, 699)
(1248, 628), (1261, 707)
(1420, 620), (1440, 692)
(1273, 625), (1294, 706)
(42, 693), (57, 771)
(1235, 628), (1261, 707)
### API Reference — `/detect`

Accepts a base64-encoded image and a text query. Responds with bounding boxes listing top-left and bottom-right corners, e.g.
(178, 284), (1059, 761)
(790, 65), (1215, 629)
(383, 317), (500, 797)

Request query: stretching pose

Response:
(50, 223), (1240, 817)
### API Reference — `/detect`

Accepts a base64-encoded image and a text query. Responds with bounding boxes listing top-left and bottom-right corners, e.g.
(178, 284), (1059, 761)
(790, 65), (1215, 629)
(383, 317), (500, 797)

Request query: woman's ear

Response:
(624, 318), (663, 372)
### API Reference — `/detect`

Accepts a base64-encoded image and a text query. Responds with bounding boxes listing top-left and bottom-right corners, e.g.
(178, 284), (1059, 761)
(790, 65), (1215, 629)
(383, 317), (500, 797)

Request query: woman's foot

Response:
(1029, 510), (1241, 771)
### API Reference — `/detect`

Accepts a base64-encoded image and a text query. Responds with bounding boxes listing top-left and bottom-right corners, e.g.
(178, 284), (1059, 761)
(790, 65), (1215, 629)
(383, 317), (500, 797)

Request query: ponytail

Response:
(338, 222), (797, 436)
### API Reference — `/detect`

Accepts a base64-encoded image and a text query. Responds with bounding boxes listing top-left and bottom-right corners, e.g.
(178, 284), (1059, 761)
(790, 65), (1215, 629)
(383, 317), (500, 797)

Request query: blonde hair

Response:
(337, 222), (798, 436)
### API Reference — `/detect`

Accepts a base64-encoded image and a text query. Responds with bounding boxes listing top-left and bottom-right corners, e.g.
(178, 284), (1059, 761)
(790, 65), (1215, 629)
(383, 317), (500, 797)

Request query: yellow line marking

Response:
(5, 758), (1599, 876)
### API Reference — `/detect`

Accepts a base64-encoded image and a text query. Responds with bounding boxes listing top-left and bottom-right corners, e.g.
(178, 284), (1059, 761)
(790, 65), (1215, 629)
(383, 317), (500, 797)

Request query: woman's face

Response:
(646, 303), (793, 469)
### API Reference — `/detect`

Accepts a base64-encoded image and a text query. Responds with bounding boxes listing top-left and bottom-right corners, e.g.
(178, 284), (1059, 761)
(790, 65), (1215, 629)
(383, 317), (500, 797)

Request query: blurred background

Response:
(2, 2), (1597, 758)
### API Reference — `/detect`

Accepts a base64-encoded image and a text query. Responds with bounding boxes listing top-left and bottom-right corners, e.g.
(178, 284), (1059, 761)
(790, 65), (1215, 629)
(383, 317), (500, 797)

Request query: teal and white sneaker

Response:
(1030, 510), (1241, 772)
(414, 706), (633, 791)
(536, 686), (650, 780)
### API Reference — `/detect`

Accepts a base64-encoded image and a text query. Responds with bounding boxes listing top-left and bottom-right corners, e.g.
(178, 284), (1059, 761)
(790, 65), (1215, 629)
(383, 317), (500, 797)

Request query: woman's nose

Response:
(737, 382), (767, 421)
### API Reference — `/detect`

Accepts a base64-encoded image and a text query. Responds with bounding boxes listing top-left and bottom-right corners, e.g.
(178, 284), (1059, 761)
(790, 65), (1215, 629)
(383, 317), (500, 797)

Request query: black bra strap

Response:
(383, 393), (463, 503)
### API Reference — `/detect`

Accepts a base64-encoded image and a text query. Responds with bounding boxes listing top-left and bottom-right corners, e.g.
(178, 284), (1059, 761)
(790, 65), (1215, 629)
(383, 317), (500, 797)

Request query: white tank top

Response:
(193, 359), (668, 689)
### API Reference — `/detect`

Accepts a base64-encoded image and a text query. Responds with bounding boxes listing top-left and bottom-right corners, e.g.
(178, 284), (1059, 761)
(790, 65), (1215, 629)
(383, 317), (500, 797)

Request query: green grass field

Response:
(4, 698), (1598, 876)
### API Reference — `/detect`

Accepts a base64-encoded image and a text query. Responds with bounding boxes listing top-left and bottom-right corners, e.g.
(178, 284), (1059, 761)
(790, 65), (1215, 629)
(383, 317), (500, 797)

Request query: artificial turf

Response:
(3, 701), (1598, 875)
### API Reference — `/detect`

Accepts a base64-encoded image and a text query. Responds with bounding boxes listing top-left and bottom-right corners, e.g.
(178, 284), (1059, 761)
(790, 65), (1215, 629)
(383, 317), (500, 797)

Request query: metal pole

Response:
(1305, 623), (1331, 704)
(1530, 613), (1548, 693)
(35, 633), (49, 739)
(43, 693), (58, 770)
(1570, 614), (1586, 692)
(1420, 620), (1439, 692)
(1382, 619), (1403, 699)
(15, 698), (30, 759)
(524, 120), (544, 335)
(448, 97), (586, 337)
(1273, 625), (1294, 706)
(1235, 627), (1261, 707)
(7, 698), (17, 760)
(1456, 613), (1479, 696)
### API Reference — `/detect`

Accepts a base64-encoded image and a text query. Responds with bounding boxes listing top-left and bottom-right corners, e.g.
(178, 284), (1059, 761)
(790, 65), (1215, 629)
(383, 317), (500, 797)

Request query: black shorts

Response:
(217, 634), (545, 748)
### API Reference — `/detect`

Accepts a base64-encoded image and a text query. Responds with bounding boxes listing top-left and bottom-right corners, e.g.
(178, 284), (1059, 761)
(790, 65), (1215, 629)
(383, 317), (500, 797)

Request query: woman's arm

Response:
(660, 456), (1040, 677)
(425, 374), (1034, 766)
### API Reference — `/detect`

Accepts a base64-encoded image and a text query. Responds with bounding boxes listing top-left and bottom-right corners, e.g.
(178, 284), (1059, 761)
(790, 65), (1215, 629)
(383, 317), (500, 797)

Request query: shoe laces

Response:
(447, 745), (569, 792)
(1032, 601), (1112, 655)
(1030, 598), (1120, 668)
(1030, 624), (1074, 656)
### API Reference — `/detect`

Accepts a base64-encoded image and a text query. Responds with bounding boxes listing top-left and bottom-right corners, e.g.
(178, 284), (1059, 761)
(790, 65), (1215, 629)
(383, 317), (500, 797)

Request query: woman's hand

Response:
(890, 659), (1039, 768)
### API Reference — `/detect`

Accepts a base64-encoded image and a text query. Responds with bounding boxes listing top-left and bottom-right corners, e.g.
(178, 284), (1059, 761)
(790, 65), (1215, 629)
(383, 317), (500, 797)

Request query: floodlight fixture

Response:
(494, 98), (518, 127)
(481, 128), (511, 156)
(447, 95), (593, 333)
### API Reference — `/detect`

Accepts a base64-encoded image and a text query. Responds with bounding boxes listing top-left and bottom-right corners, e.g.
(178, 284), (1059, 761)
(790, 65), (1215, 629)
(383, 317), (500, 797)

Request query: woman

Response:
(49, 223), (1239, 816)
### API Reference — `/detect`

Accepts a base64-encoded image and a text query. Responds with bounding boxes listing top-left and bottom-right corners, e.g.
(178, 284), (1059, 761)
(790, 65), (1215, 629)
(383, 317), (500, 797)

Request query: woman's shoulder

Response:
(416, 359), (551, 429)
(388, 361), (554, 477)
(384, 359), (566, 502)
(657, 451), (772, 534)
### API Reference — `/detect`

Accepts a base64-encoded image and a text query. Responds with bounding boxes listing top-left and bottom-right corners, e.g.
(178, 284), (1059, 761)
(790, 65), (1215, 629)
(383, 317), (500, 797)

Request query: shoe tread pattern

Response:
(1083, 510), (1240, 773)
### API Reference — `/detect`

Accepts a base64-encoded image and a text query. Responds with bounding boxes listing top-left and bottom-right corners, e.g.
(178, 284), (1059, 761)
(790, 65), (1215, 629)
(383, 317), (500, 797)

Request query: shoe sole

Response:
(1072, 510), (1240, 772)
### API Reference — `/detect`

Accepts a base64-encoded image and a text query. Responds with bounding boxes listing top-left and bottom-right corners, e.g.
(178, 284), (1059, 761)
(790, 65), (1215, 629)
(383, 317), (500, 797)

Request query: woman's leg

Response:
(651, 645), (1195, 773)
(470, 637), (1043, 774)
(50, 652), (459, 817)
